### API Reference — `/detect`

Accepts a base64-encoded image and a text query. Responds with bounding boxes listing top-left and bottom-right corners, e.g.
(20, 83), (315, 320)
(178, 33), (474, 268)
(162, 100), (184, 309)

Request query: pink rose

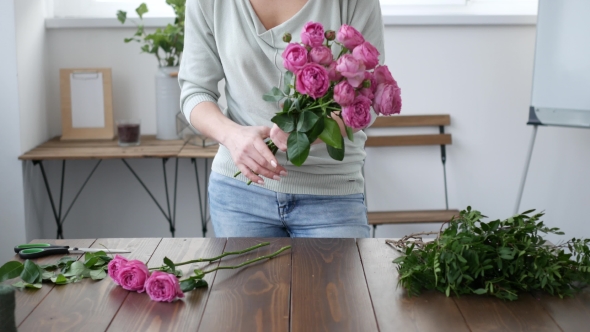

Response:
(107, 255), (128, 285)
(342, 95), (372, 129)
(295, 63), (330, 99)
(282, 43), (308, 72)
(117, 259), (150, 293)
(359, 88), (374, 100)
(145, 271), (185, 302)
(334, 81), (355, 106)
(352, 42), (380, 70)
(374, 83), (402, 116)
(308, 46), (333, 65)
(336, 24), (365, 50)
(327, 62), (342, 81)
(336, 54), (366, 88)
(373, 65), (396, 86)
(301, 22), (325, 47)
(366, 71), (377, 94)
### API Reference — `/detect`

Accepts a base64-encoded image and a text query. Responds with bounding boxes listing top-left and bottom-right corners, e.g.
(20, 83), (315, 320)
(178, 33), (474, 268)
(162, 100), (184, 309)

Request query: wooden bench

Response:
(365, 115), (460, 237)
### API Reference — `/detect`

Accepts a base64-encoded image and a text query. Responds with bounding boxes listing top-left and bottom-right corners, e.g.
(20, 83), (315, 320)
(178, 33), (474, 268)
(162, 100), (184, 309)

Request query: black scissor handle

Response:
(18, 248), (71, 259)
(14, 244), (69, 253)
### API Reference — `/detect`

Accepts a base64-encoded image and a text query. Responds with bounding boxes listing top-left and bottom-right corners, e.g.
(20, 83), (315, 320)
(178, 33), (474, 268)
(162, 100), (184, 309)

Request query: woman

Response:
(179, 0), (385, 238)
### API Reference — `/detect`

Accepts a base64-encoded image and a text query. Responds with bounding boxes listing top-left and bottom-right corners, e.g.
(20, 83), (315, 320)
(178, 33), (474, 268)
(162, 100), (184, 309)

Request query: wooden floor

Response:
(8, 238), (590, 331)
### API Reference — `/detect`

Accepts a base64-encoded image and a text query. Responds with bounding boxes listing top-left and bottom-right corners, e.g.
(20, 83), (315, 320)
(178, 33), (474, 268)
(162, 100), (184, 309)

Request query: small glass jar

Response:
(116, 119), (141, 146)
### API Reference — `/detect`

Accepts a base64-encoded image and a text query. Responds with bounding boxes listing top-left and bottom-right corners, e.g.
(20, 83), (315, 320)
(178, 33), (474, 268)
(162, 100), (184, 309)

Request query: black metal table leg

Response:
(33, 159), (102, 239)
(121, 158), (179, 237)
(191, 157), (211, 237)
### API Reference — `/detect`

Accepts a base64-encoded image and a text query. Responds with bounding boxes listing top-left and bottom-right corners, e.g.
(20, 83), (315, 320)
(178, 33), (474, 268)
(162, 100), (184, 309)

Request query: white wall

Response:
(0, 0), (27, 263)
(33, 23), (590, 243)
(16, 0), (51, 243)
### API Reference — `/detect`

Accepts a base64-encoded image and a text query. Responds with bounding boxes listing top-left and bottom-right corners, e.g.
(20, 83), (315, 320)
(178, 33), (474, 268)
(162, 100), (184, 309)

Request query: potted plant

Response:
(117, 0), (185, 140)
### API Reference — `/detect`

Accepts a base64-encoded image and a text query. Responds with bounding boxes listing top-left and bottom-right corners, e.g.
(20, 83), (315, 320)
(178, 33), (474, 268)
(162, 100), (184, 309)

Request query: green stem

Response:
(149, 242), (271, 271)
(202, 245), (291, 275)
(305, 101), (336, 111)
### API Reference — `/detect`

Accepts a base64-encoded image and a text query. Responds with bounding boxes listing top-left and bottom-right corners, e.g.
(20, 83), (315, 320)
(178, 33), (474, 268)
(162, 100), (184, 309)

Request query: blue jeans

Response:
(208, 172), (370, 238)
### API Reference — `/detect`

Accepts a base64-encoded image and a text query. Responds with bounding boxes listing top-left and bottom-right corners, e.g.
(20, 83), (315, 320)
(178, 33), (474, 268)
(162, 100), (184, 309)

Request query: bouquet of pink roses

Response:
(261, 21), (401, 166)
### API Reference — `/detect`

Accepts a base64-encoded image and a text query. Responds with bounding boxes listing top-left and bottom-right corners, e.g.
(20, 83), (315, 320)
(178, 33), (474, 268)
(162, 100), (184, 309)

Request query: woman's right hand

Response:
(224, 125), (287, 185)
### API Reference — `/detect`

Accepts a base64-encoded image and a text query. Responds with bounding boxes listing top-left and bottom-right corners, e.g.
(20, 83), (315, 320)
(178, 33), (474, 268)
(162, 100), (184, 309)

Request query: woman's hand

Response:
(270, 123), (322, 152)
(225, 125), (287, 185)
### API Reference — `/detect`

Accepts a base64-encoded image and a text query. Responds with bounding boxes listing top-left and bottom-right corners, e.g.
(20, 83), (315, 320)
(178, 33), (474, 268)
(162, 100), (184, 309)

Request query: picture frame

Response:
(59, 68), (114, 140)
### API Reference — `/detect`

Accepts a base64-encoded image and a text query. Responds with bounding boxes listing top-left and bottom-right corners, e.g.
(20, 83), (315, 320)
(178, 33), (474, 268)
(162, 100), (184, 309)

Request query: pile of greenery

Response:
(117, 0), (185, 67)
(389, 207), (590, 300)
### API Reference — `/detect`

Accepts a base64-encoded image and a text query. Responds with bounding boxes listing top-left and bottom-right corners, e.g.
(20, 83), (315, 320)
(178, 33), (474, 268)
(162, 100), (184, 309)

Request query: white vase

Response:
(155, 66), (181, 140)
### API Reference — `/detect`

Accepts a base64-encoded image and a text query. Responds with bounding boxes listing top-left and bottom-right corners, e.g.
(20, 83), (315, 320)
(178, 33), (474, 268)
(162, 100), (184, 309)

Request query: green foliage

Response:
(391, 207), (590, 301)
(1, 251), (113, 291)
(117, 1), (185, 67)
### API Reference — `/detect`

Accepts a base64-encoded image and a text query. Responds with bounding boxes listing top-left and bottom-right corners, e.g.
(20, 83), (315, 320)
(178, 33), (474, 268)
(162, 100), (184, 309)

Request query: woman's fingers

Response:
(236, 163), (264, 185)
(269, 124), (289, 151)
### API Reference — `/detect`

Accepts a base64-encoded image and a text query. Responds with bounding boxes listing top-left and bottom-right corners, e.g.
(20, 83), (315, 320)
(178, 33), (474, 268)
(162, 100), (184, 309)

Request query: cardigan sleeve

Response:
(178, 0), (225, 131)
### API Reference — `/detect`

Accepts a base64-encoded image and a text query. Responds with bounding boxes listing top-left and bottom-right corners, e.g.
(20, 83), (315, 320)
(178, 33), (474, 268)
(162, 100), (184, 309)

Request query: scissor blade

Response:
(71, 248), (131, 254)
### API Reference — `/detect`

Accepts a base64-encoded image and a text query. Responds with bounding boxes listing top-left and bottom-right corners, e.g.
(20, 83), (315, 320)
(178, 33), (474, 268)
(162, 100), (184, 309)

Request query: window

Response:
(52, 0), (173, 18)
(380, 0), (466, 5)
(48, 0), (537, 24)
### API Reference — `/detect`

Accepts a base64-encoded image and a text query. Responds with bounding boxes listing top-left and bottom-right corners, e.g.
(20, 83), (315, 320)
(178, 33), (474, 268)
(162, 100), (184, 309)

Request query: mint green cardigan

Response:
(179, 0), (385, 195)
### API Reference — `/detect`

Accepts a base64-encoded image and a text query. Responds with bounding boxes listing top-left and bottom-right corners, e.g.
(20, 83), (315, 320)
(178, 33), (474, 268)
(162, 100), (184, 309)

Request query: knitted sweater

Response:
(179, 0), (385, 195)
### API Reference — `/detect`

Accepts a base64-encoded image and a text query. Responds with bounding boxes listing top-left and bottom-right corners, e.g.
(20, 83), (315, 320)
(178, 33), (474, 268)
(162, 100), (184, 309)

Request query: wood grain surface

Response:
(371, 115), (451, 128)
(177, 144), (219, 159)
(365, 134), (452, 147)
(18, 238), (161, 332)
(198, 238), (292, 332)
(454, 293), (562, 331)
(18, 136), (185, 160)
(367, 210), (460, 225)
(357, 238), (470, 332)
(290, 238), (378, 332)
(3, 239), (96, 326)
(531, 290), (590, 332)
(13, 238), (590, 331)
(107, 238), (227, 332)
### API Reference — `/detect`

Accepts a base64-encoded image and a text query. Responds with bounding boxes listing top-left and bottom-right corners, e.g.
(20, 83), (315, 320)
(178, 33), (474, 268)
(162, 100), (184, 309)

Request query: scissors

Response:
(14, 243), (131, 259)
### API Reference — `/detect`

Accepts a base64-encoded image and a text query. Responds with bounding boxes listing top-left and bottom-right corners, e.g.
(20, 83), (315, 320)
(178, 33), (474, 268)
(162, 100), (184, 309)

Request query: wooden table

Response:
(10, 238), (590, 331)
(18, 136), (219, 238)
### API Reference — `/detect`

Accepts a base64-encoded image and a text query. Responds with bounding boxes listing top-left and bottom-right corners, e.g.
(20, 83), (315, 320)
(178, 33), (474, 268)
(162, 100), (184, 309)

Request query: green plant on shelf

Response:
(117, 0), (185, 67)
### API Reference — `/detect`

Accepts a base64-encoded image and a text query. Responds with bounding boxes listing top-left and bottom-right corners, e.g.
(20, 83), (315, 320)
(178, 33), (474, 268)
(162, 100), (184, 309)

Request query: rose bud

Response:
(283, 32), (292, 43)
(362, 80), (371, 89)
(325, 30), (336, 41)
(145, 271), (185, 302)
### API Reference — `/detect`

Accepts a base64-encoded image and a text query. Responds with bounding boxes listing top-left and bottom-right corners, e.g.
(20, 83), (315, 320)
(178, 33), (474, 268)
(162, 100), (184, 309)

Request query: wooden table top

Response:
(8, 238), (590, 332)
(18, 136), (219, 160)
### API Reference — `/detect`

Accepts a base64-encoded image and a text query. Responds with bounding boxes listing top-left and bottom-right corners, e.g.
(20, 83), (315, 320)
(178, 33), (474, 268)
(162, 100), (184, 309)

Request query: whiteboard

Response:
(530, 0), (590, 128)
